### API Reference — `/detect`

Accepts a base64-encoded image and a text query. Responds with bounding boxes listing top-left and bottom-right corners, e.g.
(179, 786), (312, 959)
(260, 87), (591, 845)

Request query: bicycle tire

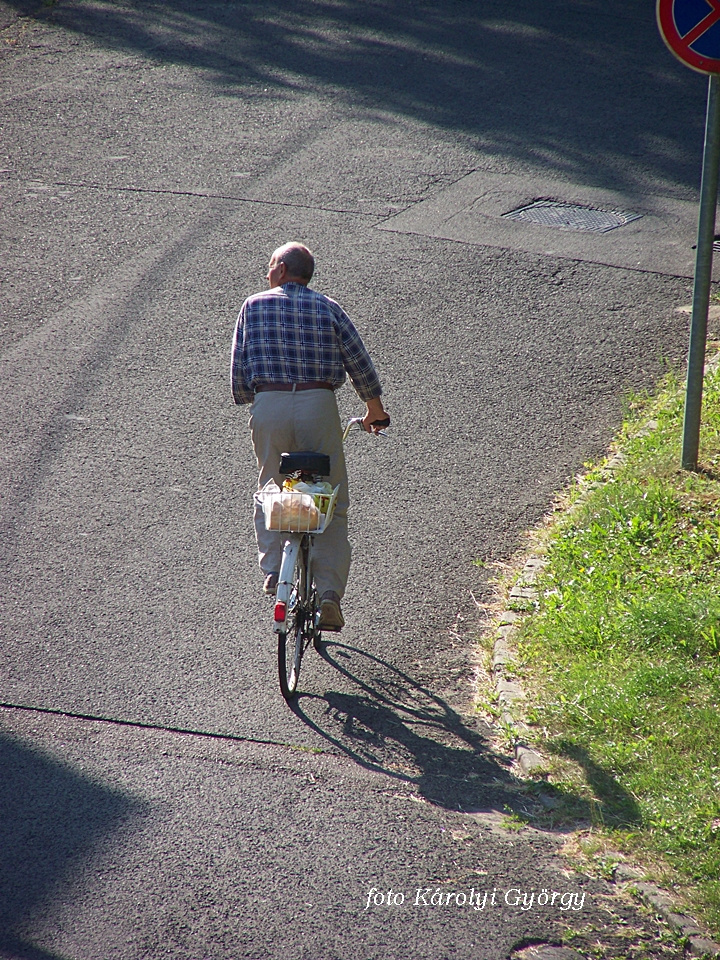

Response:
(277, 542), (307, 700)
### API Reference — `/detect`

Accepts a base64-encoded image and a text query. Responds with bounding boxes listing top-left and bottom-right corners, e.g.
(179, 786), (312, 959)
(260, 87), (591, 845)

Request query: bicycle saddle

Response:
(279, 451), (330, 477)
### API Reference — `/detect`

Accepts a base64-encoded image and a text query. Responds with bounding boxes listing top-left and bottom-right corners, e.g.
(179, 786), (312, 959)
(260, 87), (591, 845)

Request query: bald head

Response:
(272, 242), (315, 284)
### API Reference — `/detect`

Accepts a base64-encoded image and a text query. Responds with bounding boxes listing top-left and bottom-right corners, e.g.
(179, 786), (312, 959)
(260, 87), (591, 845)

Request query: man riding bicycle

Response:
(230, 242), (389, 631)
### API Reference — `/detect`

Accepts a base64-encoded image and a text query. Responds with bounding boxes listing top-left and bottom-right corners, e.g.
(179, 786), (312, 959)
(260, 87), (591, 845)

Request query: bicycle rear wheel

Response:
(277, 543), (308, 700)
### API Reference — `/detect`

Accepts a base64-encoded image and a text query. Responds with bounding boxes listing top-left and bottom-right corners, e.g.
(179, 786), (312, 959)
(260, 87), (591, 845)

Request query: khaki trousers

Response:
(249, 389), (351, 599)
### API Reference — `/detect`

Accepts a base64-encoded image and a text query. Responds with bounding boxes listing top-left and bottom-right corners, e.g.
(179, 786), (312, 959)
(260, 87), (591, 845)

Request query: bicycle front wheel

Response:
(277, 543), (308, 700)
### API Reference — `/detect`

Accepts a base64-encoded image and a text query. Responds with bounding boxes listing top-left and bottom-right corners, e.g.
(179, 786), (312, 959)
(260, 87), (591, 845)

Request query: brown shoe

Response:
(318, 592), (344, 631)
(263, 572), (279, 596)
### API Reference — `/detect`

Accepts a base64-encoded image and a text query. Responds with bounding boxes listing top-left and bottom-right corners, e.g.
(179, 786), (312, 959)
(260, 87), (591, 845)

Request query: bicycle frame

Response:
(265, 415), (390, 700)
(274, 530), (318, 700)
(273, 532), (312, 634)
(273, 417), (386, 633)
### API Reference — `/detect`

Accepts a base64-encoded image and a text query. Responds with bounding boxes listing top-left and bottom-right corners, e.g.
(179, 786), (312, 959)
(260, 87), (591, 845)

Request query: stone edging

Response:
(489, 370), (720, 957)
(492, 544), (720, 958)
(491, 555), (548, 776)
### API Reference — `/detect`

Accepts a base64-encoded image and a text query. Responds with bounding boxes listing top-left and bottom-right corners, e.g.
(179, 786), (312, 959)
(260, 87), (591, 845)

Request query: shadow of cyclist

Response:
(289, 641), (641, 830)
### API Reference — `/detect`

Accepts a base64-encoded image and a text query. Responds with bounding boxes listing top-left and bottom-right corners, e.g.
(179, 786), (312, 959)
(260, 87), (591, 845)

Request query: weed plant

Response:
(517, 362), (720, 935)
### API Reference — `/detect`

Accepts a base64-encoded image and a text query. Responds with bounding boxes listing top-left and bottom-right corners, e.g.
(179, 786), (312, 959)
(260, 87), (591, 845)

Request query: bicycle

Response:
(255, 416), (390, 701)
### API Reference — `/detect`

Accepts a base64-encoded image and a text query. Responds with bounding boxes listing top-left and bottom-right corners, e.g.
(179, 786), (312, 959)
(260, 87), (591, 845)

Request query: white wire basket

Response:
(255, 481), (340, 534)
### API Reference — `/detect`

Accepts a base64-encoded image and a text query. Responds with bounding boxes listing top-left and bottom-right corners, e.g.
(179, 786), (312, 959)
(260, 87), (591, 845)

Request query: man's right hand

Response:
(362, 398), (390, 433)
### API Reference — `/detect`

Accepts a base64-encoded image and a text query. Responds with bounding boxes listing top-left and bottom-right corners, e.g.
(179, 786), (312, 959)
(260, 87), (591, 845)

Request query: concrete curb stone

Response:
(614, 866), (720, 958)
(490, 557), (547, 777)
(488, 354), (720, 957)
(492, 555), (720, 957)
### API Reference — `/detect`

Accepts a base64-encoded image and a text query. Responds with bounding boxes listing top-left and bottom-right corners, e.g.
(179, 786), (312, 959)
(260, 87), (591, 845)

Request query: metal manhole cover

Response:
(502, 199), (642, 233)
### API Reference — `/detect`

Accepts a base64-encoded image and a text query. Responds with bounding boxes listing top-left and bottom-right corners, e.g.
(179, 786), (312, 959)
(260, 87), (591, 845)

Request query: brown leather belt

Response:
(254, 381), (334, 393)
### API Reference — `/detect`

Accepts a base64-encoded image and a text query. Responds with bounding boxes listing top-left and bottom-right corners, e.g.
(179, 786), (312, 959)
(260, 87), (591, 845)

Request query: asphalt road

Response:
(0, 1), (709, 957)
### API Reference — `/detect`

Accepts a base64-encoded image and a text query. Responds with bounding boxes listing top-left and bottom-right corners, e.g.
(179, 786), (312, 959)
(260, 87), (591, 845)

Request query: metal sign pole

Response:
(682, 73), (720, 470)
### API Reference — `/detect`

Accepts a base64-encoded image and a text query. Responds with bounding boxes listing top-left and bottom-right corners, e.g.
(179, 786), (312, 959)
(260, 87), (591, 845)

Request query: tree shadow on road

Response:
(5, 0), (707, 198)
(0, 729), (145, 960)
(289, 640), (642, 831)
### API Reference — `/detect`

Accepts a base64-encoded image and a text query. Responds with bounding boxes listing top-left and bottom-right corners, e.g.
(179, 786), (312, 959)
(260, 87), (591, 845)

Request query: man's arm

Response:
(331, 306), (389, 431)
(230, 311), (255, 405)
(332, 308), (382, 399)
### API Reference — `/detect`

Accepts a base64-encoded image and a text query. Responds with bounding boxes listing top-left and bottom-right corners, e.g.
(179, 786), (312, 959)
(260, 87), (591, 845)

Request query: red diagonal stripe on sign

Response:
(682, 0), (720, 46)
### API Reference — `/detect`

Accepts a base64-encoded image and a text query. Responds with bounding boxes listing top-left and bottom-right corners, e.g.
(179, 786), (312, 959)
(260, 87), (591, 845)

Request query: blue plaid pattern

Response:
(231, 283), (382, 405)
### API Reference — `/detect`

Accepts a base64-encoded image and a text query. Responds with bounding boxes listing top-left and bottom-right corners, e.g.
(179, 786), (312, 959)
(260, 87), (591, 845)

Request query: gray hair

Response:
(276, 242), (315, 282)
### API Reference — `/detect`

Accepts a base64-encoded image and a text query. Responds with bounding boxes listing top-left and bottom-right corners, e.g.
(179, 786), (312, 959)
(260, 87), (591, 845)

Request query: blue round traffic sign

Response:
(658, 0), (720, 73)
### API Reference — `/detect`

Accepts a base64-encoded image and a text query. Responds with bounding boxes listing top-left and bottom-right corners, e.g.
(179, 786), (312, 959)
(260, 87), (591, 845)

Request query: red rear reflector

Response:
(274, 602), (287, 623)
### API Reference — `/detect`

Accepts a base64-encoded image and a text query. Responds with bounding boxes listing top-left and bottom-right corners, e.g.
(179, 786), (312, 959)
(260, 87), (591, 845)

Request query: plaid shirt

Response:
(231, 282), (382, 405)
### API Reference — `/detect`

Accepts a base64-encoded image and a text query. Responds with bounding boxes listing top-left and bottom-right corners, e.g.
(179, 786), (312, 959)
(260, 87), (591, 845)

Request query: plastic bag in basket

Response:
(257, 482), (323, 531)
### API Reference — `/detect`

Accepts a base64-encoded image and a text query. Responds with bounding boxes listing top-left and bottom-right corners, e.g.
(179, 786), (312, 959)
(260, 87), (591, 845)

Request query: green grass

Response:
(514, 359), (720, 936)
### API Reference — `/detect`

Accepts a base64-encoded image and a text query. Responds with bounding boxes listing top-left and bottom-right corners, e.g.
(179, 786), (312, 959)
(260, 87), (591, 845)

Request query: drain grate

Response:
(502, 199), (642, 233)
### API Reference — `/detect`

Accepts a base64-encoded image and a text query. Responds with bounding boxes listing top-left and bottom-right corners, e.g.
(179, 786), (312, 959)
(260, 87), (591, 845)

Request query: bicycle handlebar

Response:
(342, 416), (390, 441)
